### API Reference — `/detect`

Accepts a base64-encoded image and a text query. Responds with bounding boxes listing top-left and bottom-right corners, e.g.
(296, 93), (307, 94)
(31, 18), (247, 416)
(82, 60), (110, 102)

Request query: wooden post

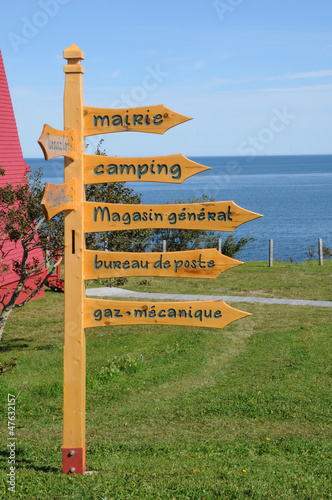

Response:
(218, 238), (222, 253)
(318, 238), (323, 266)
(269, 239), (273, 267)
(162, 239), (167, 253)
(62, 44), (86, 475)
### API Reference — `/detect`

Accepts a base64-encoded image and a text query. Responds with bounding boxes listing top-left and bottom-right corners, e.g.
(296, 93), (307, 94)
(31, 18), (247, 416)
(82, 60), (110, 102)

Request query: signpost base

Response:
(62, 445), (86, 475)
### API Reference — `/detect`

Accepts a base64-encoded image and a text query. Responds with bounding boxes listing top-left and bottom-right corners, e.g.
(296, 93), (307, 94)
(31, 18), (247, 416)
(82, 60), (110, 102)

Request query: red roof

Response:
(0, 49), (44, 305)
(0, 50), (31, 182)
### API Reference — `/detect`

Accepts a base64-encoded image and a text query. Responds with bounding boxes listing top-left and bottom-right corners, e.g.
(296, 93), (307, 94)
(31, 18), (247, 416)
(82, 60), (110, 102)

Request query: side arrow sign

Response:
(38, 124), (76, 160)
(42, 179), (75, 221)
(83, 104), (192, 136)
(84, 298), (251, 330)
(83, 154), (210, 184)
(84, 248), (243, 280)
(84, 201), (263, 233)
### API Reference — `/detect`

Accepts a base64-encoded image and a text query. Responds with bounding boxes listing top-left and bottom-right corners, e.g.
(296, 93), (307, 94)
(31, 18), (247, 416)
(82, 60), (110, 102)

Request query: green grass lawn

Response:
(0, 261), (331, 499)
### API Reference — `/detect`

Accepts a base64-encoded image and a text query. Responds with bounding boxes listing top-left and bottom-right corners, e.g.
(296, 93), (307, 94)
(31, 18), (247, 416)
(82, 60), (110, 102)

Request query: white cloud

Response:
(258, 83), (332, 93)
(274, 69), (332, 80)
(207, 69), (332, 88)
(194, 61), (204, 70)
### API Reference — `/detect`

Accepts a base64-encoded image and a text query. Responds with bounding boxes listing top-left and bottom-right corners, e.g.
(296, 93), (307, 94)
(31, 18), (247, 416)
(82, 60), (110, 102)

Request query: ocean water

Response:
(26, 155), (332, 262)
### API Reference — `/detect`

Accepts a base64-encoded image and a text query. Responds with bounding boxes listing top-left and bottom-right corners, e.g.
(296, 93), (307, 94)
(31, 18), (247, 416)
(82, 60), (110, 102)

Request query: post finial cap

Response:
(63, 44), (84, 61)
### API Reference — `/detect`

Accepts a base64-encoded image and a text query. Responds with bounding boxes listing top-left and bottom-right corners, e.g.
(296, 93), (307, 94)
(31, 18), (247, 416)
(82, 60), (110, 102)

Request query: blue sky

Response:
(1, 0), (332, 157)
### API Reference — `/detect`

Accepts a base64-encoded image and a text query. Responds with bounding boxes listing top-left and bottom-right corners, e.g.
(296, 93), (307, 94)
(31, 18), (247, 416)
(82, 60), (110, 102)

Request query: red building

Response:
(0, 49), (45, 305)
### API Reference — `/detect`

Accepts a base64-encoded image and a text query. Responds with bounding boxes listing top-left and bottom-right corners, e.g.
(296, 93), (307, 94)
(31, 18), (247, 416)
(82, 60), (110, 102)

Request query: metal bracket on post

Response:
(62, 447), (86, 475)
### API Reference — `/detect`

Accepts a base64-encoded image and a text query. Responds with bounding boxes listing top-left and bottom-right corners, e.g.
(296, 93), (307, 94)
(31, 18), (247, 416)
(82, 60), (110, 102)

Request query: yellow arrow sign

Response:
(84, 201), (263, 233)
(83, 104), (192, 136)
(38, 124), (76, 160)
(84, 248), (243, 280)
(41, 179), (76, 221)
(83, 154), (210, 185)
(84, 298), (250, 330)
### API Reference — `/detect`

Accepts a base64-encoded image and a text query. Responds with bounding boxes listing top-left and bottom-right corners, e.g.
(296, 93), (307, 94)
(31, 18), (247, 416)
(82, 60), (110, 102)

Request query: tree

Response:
(85, 182), (151, 253)
(149, 194), (254, 257)
(28, 166), (64, 258)
(0, 167), (61, 341)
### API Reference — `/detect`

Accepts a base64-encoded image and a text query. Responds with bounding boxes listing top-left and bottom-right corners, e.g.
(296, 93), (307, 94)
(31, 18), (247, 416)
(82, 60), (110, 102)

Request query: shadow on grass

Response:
(0, 450), (59, 473)
(34, 344), (55, 351)
(0, 338), (30, 352)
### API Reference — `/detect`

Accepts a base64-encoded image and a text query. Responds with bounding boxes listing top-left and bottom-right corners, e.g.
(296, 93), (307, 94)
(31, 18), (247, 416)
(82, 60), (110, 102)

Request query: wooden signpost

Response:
(38, 44), (263, 475)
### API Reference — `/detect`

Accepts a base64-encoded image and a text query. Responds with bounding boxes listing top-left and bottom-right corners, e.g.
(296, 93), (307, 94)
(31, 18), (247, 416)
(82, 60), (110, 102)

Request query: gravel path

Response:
(86, 288), (332, 307)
